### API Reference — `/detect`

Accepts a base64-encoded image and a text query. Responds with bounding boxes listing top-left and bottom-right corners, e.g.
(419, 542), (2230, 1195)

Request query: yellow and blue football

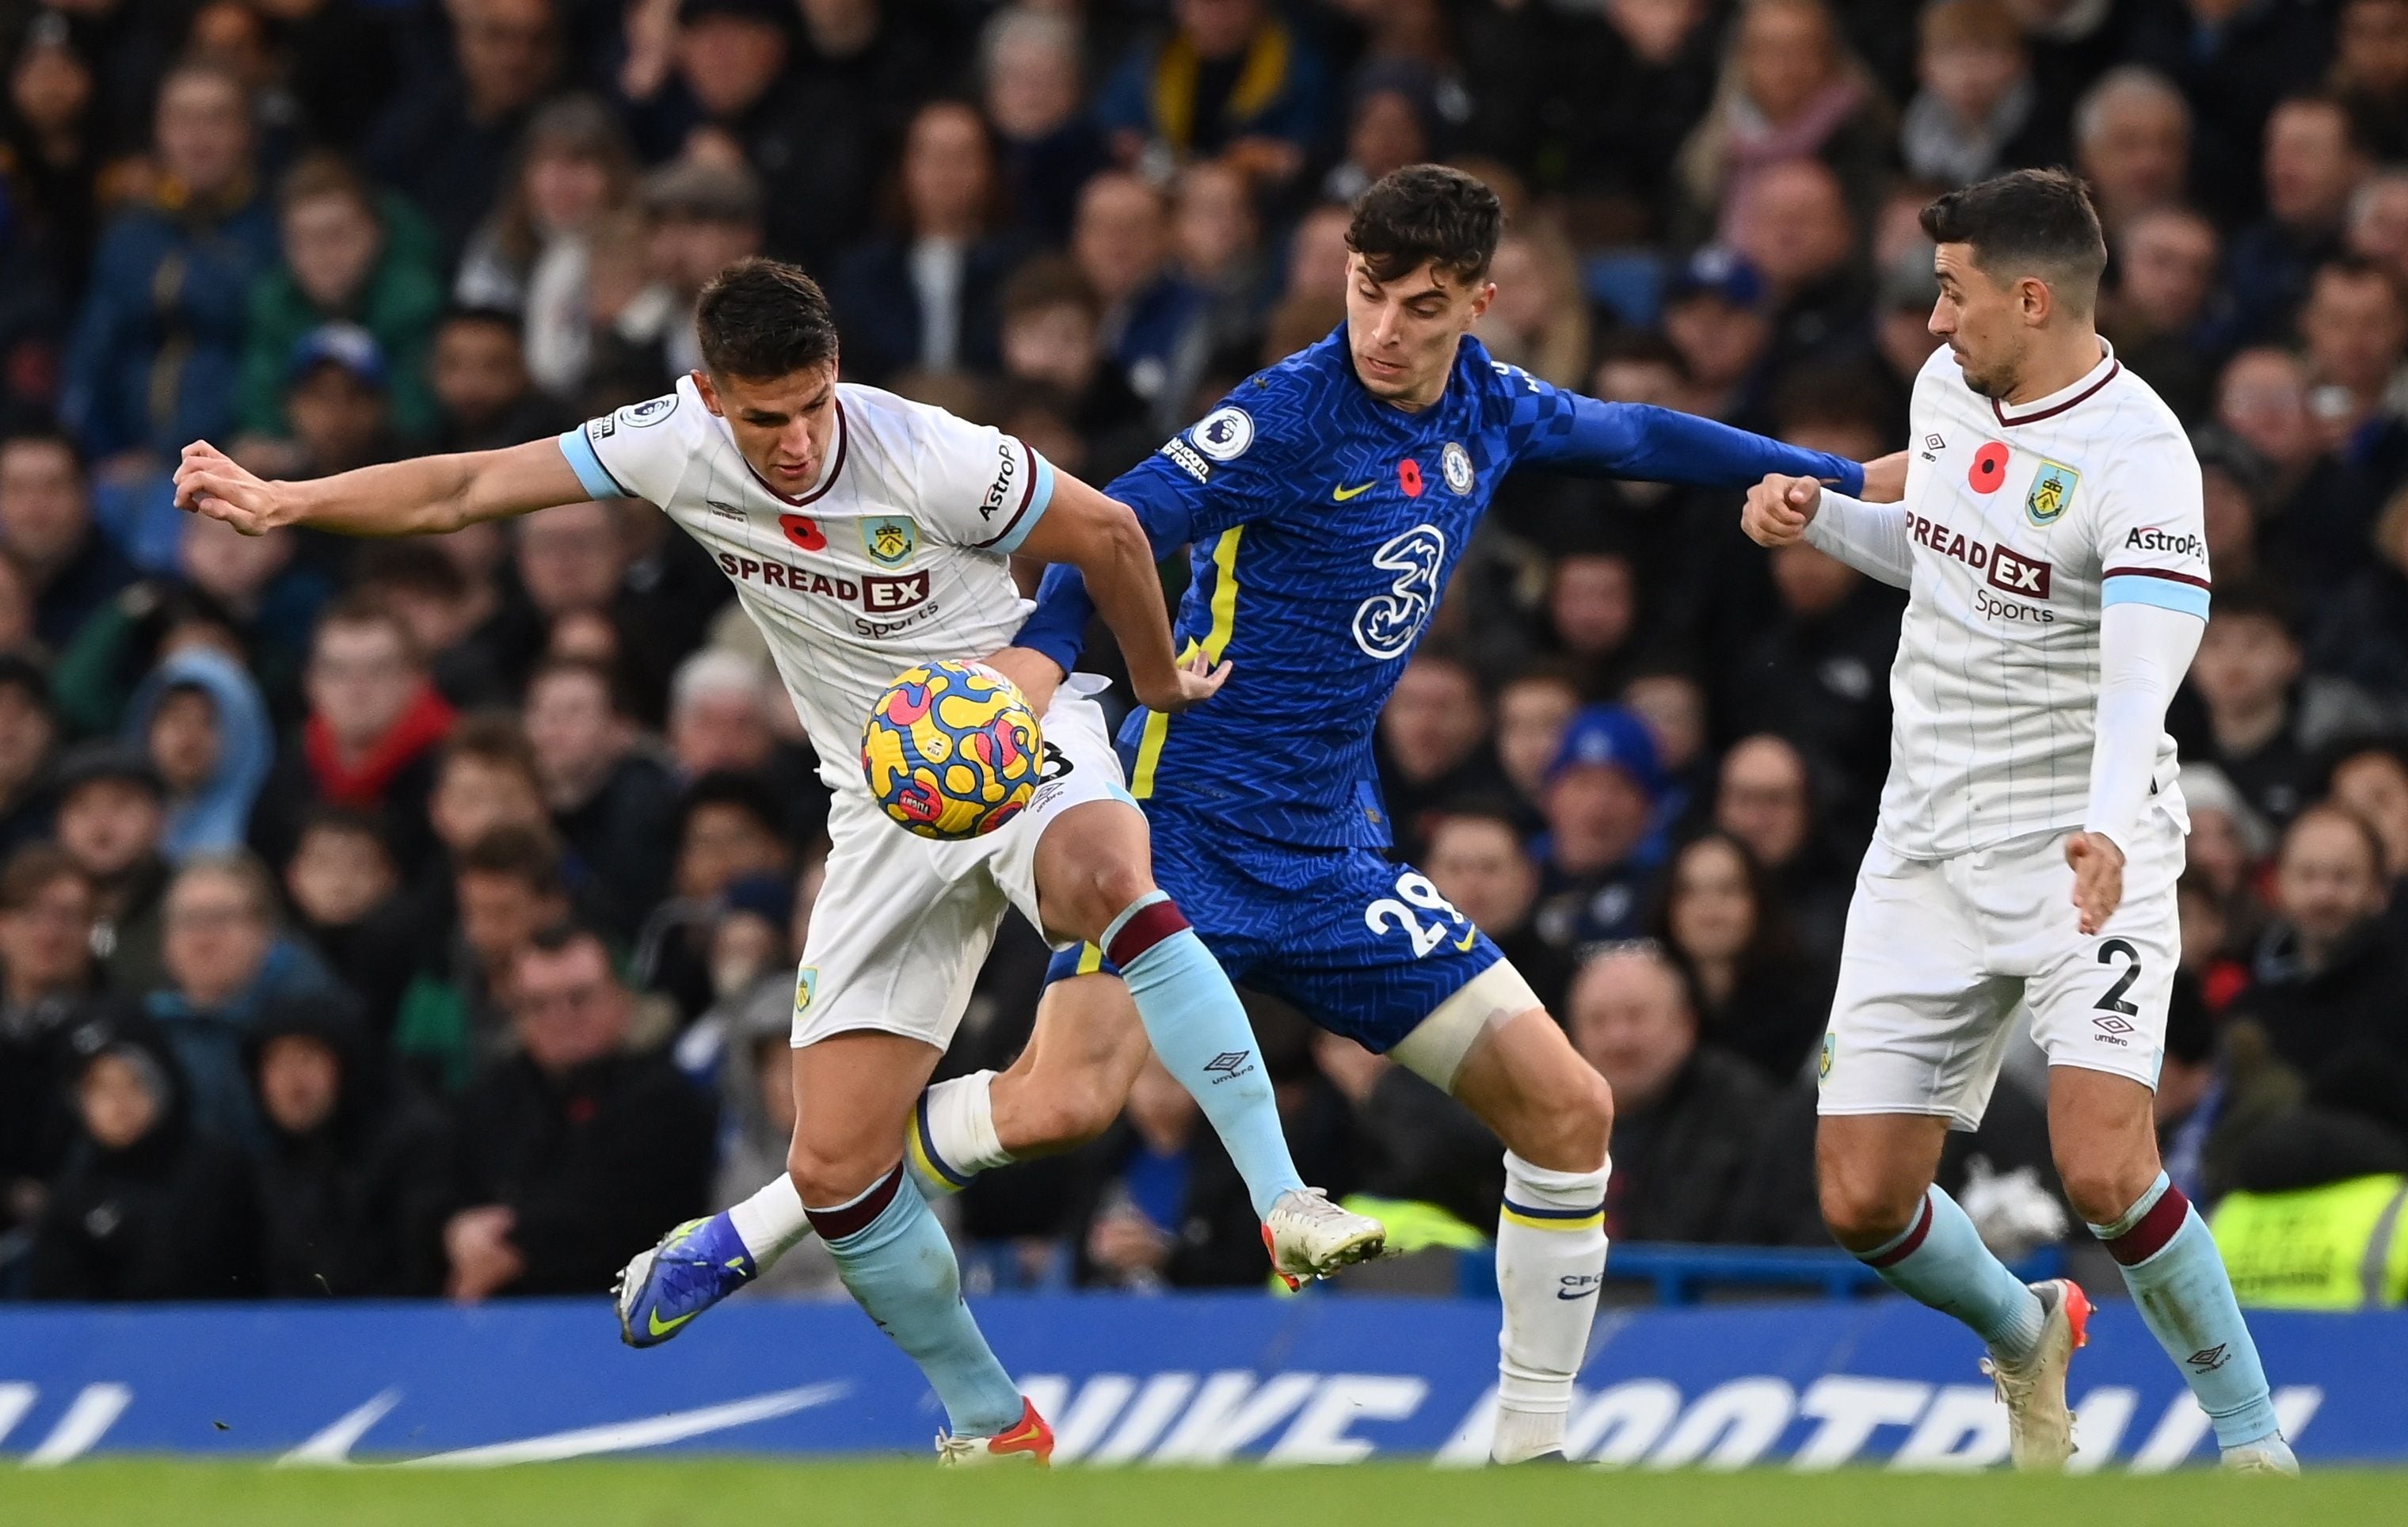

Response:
(860, 660), (1044, 840)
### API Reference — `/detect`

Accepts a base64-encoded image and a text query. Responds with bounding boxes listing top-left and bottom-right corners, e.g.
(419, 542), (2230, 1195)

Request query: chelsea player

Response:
(631, 164), (1903, 1464)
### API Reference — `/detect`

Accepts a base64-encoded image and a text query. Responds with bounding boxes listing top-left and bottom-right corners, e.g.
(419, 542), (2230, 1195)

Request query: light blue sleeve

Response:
(985, 452), (1054, 554)
(2101, 572), (2210, 620)
(557, 426), (632, 500)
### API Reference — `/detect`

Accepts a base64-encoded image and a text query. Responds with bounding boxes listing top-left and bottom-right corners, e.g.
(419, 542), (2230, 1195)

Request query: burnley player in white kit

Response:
(1744, 171), (2294, 1474)
(172, 260), (1380, 1464)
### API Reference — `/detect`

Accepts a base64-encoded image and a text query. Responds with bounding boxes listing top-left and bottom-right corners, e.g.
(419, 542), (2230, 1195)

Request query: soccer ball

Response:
(861, 660), (1045, 840)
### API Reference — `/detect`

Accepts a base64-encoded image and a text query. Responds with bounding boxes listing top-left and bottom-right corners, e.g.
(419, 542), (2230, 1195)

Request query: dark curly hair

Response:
(1346, 164), (1505, 287)
(695, 257), (841, 381)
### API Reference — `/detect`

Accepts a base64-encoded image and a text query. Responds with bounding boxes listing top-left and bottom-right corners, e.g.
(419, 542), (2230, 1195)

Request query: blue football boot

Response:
(614, 1213), (756, 1347)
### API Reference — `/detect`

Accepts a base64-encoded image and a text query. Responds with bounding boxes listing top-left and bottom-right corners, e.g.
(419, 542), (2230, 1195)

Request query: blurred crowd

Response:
(2, 0), (2406, 1307)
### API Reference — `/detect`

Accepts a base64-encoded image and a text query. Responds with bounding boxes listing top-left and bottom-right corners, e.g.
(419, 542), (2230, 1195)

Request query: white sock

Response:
(908, 1070), (1009, 1198)
(1491, 1150), (1611, 1464)
(726, 1172), (812, 1262)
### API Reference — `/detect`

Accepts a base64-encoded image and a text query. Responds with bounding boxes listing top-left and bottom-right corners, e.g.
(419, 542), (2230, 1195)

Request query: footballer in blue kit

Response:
(1011, 310), (1866, 1057)
(623, 164), (1903, 1467)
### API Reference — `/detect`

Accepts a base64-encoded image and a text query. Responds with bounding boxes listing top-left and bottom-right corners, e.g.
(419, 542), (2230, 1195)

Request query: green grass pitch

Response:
(0, 1460), (2395, 1527)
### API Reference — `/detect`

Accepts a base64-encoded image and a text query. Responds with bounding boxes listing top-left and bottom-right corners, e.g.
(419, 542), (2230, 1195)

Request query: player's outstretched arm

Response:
(173, 436), (589, 538)
(1741, 474), (1912, 587)
(1012, 472), (1223, 714)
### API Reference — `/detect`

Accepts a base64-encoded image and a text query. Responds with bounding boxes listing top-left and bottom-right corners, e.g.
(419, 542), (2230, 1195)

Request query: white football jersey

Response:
(558, 377), (1054, 797)
(1866, 341), (2207, 859)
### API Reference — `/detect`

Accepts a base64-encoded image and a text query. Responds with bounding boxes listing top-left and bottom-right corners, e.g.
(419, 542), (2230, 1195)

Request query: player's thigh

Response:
(985, 678), (1145, 944)
(788, 1029), (945, 1202)
(2018, 817), (2183, 1101)
(1449, 1003), (1613, 1175)
(990, 962), (1153, 1154)
(1819, 843), (2022, 1132)
(793, 794), (1004, 1053)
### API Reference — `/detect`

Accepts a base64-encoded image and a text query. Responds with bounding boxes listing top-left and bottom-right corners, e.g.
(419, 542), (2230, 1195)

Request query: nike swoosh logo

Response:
(1556, 1285), (1601, 1300)
(1453, 925), (1478, 951)
(1332, 481), (1376, 501)
(648, 1308), (699, 1338)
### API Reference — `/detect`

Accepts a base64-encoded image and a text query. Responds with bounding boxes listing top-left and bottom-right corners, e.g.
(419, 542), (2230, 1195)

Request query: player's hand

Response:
(1741, 474), (1822, 547)
(173, 440), (287, 535)
(2065, 831), (2126, 935)
(1135, 647), (1231, 715)
(981, 646), (1065, 718)
(1857, 451), (1909, 503)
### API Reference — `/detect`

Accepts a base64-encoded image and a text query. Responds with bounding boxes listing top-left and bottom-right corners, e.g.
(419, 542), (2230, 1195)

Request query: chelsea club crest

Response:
(2025, 459), (2079, 527)
(1441, 441), (1474, 495)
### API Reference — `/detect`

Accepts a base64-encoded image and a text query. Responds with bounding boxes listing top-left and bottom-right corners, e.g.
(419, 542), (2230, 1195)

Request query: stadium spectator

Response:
(2126, 0), (2338, 227)
(0, 657), (59, 858)
(997, 257), (1153, 473)
(1064, 1053), (1262, 1290)
(1533, 706), (1663, 952)
(2232, 804), (2408, 1086)
(1491, 665), (1579, 823)
(2105, 206), (2224, 423)
(280, 806), (407, 1025)
(1542, 550), (1643, 699)
(25, 1018), (261, 1301)
(365, 0), (562, 259)
(1901, 0), (2063, 188)
(143, 850), (342, 1150)
(1659, 248), (1774, 427)
(247, 993), (449, 1297)
(1171, 158), (1269, 371)
(0, 429), (136, 648)
(1093, 0), (1327, 182)
(238, 154), (444, 443)
(1071, 170), (1208, 425)
(2155, 977), (2300, 1207)
(1724, 158), (1873, 377)
(524, 657), (677, 936)
(1477, 223), (1590, 389)
(124, 645), (273, 863)
(1568, 942), (1771, 1243)
(252, 323), (402, 482)
(1374, 649), (1503, 856)
(0, 11), (101, 326)
(62, 59), (276, 463)
(1423, 806), (1573, 1019)
(1713, 734), (1853, 965)
(833, 101), (1026, 384)
(2338, 0), (2408, 160)
(441, 920), (714, 1300)
(428, 307), (570, 455)
(2071, 65), (2192, 237)
(1321, 58), (1448, 209)
(253, 596), (455, 875)
(2330, 744), (2408, 915)
(1675, 0), (1891, 240)
(452, 97), (637, 400)
(1650, 832), (1831, 1083)
(1722, 535), (1900, 835)
(585, 160), (764, 404)
(53, 742), (172, 994)
(981, 6), (1107, 246)
(2183, 582), (2386, 826)
(0, 847), (102, 1258)
(2225, 97), (2370, 344)
(394, 823), (570, 1093)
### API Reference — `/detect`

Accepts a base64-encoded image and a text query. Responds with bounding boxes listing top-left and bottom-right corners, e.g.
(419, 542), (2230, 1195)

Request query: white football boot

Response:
(1980, 1278), (2092, 1470)
(2223, 1435), (2301, 1476)
(1261, 1188), (1387, 1289)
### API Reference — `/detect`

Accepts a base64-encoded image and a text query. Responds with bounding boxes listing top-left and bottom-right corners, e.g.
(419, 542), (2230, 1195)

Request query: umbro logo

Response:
(1202, 1050), (1255, 1083)
(707, 497), (745, 522)
(2188, 1344), (2231, 1373)
(1922, 432), (1945, 461)
(2094, 1014), (2136, 1036)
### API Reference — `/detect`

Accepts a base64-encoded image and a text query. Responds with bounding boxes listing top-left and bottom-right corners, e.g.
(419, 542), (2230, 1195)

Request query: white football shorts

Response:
(791, 672), (1134, 1050)
(1816, 809), (2185, 1129)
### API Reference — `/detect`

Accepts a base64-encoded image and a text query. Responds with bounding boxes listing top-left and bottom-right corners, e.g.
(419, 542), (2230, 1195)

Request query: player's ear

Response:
(2020, 276), (2052, 327)
(692, 370), (722, 416)
(1466, 280), (1498, 324)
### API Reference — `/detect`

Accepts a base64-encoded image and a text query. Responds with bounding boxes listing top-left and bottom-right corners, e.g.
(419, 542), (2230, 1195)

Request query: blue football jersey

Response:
(1017, 326), (1863, 848)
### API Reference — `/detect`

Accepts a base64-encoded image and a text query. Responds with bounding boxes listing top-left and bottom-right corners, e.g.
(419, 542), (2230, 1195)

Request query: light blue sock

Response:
(2090, 1172), (2280, 1451)
(1857, 1186), (2048, 1359)
(806, 1165), (1023, 1437)
(1104, 891), (1305, 1218)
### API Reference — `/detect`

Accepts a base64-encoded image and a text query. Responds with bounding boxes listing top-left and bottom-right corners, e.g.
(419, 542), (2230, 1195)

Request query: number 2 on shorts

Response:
(1365, 871), (1471, 958)
(2094, 937), (2142, 1015)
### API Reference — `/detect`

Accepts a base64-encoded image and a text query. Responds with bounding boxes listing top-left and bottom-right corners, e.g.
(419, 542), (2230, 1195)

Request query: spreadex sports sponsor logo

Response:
(1906, 511), (2057, 623)
(2125, 526), (2206, 560)
(713, 550), (938, 637)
